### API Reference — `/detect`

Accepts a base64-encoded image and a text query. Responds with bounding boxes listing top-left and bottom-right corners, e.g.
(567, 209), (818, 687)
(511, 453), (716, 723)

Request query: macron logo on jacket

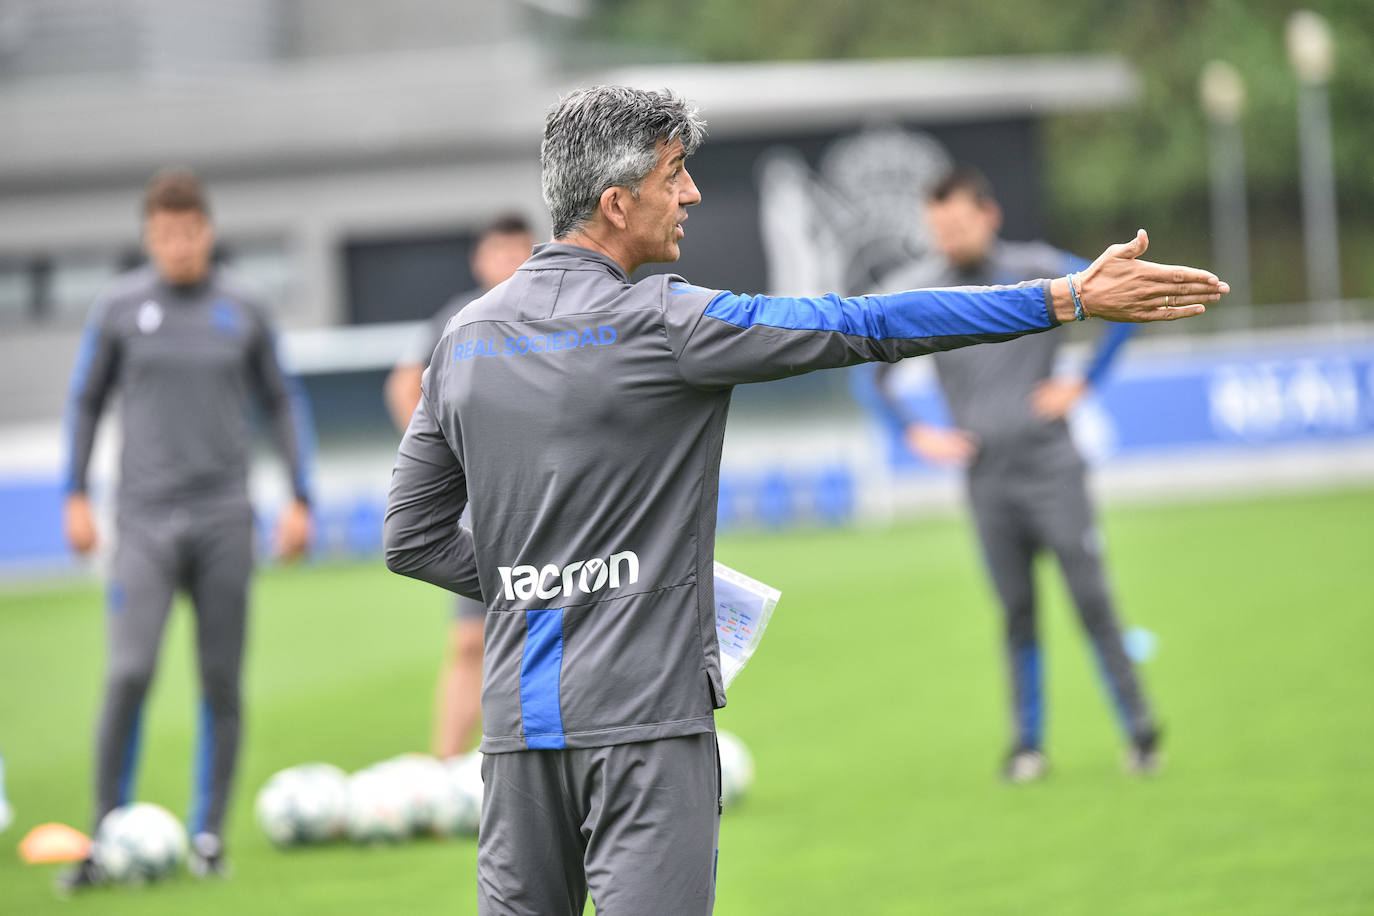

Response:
(498, 550), (640, 602)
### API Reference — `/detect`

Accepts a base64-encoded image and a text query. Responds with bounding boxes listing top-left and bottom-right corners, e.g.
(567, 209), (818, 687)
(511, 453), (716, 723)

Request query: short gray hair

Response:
(541, 86), (707, 239)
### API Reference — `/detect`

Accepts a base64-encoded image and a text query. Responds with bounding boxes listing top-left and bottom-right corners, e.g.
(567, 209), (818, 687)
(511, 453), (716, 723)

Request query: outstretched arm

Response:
(670, 278), (1060, 389)
(668, 230), (1225, 390)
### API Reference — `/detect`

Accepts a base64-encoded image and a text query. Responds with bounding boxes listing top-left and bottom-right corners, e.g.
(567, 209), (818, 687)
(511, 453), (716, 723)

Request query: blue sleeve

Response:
(249, 315), (318, 505)
(1083, 321), (1136, 387)
(666, 279), (1058, 390)
(702, 285), (1055, 339)
(62, 301), (120, 494)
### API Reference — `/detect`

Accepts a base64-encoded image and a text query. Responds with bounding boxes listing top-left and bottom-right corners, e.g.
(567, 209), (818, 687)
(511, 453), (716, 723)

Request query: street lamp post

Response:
(1286, 10), (1342, 324)
(1199, 61), (1251, 326)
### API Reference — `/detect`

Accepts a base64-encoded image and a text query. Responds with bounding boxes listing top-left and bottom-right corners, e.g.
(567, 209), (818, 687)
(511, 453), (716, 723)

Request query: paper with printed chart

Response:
(714, 562), (781, 687)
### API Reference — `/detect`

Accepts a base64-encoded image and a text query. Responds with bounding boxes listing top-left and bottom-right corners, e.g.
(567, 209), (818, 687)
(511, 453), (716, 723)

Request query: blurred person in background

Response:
(384, 213), (534, 759)
(57, 168), (316, 892)
(383, 86), (1222, 915)
(867, 165), (1158, 783)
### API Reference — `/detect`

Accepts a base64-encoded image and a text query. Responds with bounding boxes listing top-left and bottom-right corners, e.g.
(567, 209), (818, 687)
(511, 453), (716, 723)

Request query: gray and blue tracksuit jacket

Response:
(383, 242), (1064, 754)
(64, 265), (314, 509)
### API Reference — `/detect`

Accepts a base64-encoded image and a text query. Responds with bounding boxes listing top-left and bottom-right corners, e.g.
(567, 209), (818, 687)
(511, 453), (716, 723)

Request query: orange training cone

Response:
(18, 823), (90, 864)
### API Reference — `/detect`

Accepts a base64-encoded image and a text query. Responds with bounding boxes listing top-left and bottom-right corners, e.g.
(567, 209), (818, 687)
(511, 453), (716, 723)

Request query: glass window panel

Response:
(226, 242), (296, 310)
(50, 254), (119, 321)
(0, 263), (31, 322)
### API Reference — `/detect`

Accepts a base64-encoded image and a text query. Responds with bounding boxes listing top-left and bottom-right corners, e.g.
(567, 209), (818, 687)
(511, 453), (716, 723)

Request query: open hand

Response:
(1055, 230), (1228, 323)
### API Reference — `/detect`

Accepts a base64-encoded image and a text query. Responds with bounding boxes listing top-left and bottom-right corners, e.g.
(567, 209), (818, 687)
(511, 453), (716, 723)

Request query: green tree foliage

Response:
(577, 0), (1374, 302)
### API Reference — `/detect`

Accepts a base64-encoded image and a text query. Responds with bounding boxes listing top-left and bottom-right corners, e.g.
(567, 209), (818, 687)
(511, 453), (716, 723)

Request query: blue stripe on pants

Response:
(188, 698), (214, 835)
(116, 704), (144, 807)
(1013, 644), (1043, 749)
(521, 609), (567, 750)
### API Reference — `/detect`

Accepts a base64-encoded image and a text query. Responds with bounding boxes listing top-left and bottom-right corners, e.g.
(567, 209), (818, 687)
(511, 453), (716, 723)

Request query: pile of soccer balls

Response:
(256, 731), (754, 848)
(80, 733), (753, 883)
(255, 753), (484, 847)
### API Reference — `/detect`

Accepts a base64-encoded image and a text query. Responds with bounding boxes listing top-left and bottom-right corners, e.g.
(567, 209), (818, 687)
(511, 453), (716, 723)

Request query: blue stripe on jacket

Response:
(520, 609), (568, 749)
(702, 285), (1054, 340)
(61, 318), (104, 492)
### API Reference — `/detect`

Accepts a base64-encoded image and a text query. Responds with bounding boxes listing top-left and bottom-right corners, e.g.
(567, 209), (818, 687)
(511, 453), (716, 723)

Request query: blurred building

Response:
(0, 0), (1140, 429)
(6, 1), (1366, 574)
(1, 0), (553, 425)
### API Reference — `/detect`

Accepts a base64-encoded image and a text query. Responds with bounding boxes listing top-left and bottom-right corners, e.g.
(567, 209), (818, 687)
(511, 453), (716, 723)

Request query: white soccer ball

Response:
(345, 767), (416, 844)
(433, 752), (483, 837)
(371, 753), (464, 835)
(255, 763), (350, 846)
(716, 730), (755, 809)
(93, 803), (188, 883)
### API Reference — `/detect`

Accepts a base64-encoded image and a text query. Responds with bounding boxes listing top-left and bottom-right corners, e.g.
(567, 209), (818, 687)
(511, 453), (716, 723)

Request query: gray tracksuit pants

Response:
(477, 733), (720, 915)
(966, 458), (1154, 749)
(96, 500), (253, 838)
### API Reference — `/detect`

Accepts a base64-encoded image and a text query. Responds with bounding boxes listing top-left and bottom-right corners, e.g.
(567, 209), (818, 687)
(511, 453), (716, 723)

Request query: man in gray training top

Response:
(59, 168), (315, 893)
(867, 166), (1157, 784)
(384, 213), (534, 759)
(383, 86), (1225, 916)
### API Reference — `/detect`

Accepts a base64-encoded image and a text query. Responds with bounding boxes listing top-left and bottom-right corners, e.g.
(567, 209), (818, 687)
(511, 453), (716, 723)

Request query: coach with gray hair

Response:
(383, 85), (1227, 914)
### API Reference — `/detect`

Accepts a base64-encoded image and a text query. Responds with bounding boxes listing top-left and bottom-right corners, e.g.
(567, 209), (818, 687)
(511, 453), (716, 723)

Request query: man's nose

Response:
(681, 170), (702, 206)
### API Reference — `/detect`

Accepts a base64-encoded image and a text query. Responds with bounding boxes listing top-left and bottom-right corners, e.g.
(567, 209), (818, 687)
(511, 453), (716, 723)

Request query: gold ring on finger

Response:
(1165, 295), (1171, 306)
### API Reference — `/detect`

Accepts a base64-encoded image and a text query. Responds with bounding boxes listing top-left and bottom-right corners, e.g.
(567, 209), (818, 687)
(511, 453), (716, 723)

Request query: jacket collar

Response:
(153, 265), (218, 300)
(523, 242), (631, 284)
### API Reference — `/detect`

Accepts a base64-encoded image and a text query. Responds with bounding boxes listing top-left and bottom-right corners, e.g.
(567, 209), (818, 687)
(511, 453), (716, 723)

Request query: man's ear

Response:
(598, 186), (630, 230)
(987, 200), (1004, 235)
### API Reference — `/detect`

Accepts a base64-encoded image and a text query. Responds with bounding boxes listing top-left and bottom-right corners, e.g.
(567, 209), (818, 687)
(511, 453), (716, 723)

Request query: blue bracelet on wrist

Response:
(1067, 273), (1087, 322)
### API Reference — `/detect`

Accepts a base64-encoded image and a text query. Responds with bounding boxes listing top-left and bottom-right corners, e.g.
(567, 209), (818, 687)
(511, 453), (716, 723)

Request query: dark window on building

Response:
(343, 232), (477, 325)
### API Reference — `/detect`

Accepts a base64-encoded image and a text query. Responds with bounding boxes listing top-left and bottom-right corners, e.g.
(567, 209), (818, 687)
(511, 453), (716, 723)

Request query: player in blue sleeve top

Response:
(866, 165), (1159, 783)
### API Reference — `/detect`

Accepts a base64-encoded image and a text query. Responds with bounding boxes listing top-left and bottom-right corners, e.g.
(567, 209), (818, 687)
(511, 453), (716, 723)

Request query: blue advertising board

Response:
(854, 333), (1374, 472)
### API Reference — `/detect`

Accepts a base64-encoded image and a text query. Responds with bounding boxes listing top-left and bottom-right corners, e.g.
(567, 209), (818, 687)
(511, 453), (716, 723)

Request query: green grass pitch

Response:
(1, 487), (1372, 914)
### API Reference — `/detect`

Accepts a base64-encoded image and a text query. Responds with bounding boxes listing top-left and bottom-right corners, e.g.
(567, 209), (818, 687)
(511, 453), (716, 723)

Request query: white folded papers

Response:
(714, 562), (781, 687)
